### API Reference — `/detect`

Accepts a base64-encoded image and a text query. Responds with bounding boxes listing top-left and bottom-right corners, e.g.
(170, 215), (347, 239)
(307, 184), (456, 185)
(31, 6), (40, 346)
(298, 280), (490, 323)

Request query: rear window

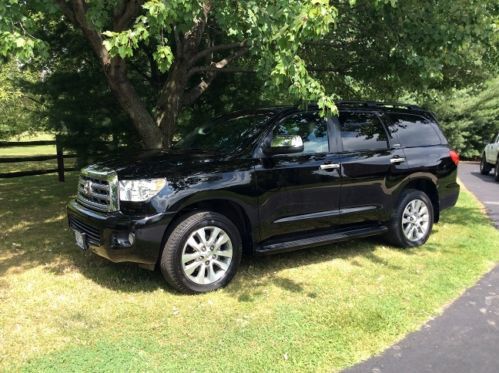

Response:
(385, 113), (442, 147)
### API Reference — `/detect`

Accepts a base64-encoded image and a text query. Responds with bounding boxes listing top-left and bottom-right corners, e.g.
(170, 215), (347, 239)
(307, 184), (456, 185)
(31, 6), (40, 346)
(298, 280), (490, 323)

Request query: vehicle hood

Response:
(93, 149), (234, 179)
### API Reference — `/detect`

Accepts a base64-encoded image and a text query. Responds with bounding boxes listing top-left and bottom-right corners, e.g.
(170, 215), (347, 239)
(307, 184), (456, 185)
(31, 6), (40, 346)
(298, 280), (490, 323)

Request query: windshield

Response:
(174, 113), (273, 154)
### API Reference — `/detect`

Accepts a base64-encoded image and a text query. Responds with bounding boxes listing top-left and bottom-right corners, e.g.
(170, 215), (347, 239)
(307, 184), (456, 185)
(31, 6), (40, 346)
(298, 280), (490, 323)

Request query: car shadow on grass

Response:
(58, 235), (418, 296)
(226, 238), (410, 302)
(0, 173), (486, 297)
(1, 207), (478, 297)
(2, 219), (413, 297)
(78, 202), (487, 295)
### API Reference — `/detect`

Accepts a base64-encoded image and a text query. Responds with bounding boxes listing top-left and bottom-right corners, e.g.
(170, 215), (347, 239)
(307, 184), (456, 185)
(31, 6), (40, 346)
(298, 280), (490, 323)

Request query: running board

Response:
(256, 225), (388, 255)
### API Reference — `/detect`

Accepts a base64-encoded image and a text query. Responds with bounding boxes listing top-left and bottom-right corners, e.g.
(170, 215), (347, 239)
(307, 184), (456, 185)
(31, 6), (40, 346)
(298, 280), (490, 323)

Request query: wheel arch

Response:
(400, 178), (440, 223)
(159, 198), (255, 264)
(482, 150), (490, 164)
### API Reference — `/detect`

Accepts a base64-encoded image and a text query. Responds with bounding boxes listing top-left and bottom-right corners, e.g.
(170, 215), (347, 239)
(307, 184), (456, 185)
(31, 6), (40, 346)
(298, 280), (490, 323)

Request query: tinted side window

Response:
(273, 112), (329, 154)
(339, 112), (388, 152)
(386, 113), (441, 147)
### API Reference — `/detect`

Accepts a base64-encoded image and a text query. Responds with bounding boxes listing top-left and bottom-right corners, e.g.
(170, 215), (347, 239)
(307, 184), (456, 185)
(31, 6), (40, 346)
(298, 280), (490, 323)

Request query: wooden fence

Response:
(0, 137), (77, 182)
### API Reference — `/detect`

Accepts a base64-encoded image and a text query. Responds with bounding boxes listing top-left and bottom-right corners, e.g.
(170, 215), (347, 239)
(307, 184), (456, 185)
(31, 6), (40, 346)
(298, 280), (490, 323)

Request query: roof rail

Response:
(336, 100), (425, 111)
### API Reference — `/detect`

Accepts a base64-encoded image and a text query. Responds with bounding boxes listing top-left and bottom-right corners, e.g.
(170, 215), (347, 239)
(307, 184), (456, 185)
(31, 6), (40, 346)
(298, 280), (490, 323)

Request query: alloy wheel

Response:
(401, 199), (430, 242)
(181, 226), (233, 285)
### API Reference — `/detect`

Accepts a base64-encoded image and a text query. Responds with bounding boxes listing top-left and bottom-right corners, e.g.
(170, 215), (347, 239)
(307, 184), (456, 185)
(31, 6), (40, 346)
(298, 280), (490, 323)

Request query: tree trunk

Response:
(55, 1), (164, 150)
(104, 61), (164, 149)
(156, 61), (189, 149)
(55, 0), (227, 150)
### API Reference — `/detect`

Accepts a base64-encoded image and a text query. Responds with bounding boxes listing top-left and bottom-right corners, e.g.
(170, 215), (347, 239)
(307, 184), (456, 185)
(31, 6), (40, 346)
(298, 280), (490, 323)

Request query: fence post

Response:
(56, 136), (65, 182)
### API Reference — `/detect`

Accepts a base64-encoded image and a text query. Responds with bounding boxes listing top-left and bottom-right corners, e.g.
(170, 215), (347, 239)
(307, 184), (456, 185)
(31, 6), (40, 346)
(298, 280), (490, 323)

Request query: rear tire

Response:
(160, 211), (242, 294)
(480, 155), (492, 175)
(495, 160), (499, 182)
(385, 189), (434, 248)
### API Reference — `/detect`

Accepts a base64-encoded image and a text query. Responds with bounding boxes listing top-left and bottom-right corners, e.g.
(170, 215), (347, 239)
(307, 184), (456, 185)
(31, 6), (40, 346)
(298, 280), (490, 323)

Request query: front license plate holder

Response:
(74, 230), (88, 251)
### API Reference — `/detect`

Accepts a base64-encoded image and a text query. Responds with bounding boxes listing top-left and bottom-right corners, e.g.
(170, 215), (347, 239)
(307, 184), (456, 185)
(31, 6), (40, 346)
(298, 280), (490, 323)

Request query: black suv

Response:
(67, 101), (460, 293)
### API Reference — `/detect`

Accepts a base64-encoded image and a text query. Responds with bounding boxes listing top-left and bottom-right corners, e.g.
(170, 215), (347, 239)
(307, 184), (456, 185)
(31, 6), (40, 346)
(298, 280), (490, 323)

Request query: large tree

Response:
(1, 0), (497, 148)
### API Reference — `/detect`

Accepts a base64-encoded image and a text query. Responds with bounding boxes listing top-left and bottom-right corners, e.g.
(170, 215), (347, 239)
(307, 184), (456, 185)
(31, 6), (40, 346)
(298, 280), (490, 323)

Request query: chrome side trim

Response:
(274, 205), (377, 224)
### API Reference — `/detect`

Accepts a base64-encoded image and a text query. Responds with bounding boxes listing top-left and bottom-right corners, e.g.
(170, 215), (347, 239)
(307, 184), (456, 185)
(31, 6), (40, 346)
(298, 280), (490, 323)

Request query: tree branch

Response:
(113, 0), (143, 32)
(182, 74), (218, 107)
(188, 41), (246, 67)
(187, 46), (248, 79)
(141, 44), (162, 86)
(182, 47), (248, 106)
(173, 26), (182, 56)
(54, 0), (77, 25)
(67, 0), (110, 64)
(128, 59), (153, 83)
(188, 67), (256, 74)
(182, 1), (212, 56)
(182, 66), (347, 77)
(309, 67), (346, 73)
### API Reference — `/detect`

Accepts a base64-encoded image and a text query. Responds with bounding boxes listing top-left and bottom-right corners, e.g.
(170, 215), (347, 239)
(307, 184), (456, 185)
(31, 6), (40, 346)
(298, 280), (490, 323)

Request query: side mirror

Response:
(265, 135), (304, 155)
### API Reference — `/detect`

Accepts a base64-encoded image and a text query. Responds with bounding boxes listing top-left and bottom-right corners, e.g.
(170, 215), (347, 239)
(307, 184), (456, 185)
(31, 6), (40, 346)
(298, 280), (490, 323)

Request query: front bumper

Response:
(67, 199), (175, 266)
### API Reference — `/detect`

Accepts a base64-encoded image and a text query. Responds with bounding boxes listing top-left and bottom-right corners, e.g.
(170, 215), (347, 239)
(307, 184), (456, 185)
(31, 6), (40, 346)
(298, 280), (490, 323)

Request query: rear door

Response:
(255, 111), (342, 242)
(336, 110), (409, 225)
(383, 112), (447, 170)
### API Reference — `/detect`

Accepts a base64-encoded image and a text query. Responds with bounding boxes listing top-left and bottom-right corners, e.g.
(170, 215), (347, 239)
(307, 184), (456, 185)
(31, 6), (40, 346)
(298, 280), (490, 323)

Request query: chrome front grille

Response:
(76, 165), (119, 212)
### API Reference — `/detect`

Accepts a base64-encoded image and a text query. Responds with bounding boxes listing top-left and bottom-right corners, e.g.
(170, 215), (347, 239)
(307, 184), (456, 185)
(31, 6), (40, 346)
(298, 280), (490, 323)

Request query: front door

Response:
(255, 111), (342, 242)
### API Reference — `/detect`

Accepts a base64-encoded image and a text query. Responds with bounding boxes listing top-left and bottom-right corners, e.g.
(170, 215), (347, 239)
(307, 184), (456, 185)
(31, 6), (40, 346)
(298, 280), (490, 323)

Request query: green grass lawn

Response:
(1, 174), (498, 372)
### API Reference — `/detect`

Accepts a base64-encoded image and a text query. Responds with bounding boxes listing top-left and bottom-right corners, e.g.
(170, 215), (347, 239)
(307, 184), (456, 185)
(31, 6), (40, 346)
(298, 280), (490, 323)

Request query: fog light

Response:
(128, 232), (135, 246)
(115, 232), (135, 247)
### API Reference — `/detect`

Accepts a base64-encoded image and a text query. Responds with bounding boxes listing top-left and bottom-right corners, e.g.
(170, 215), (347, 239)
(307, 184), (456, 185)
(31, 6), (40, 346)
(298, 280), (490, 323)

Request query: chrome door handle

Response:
(320, 163), (340, 170)
(390, 157), (406, 164)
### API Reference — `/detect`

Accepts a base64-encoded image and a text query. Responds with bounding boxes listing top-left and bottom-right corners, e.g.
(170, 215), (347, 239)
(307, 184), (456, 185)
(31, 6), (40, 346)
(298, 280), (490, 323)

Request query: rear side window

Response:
(339, 112), (389, 152)
(386, 113), (442, 147)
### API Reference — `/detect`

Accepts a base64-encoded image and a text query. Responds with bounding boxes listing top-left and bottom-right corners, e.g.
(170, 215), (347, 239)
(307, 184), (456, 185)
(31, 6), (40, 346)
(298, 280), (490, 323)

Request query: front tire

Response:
(480, 155), (492, 175)
(160, 211), (242, 294)
(495, 160), (499, 182)
(385, 189), (434, 248)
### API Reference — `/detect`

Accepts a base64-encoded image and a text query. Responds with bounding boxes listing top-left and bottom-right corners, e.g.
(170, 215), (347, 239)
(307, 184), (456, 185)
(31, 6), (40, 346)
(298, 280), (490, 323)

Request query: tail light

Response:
(449, 150), (460, 166)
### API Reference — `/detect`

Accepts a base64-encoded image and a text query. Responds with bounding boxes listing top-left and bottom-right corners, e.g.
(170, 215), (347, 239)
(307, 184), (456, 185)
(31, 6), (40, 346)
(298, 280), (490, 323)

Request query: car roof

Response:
(335, 101), (436, 118)
(221, 101), (436, 123)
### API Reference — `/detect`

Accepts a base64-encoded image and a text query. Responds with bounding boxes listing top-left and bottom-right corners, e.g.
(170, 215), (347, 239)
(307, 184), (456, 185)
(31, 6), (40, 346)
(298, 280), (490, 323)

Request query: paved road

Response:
(345, 162), (499, 373)
(458, 162), (499, 228)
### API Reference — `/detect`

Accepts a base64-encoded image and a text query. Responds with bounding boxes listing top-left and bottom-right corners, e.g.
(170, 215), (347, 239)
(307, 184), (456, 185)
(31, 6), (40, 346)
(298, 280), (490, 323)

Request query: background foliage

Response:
(0, 0), (498, 157)
(0, 61), (44, 139)
(432, 78), (499, 159)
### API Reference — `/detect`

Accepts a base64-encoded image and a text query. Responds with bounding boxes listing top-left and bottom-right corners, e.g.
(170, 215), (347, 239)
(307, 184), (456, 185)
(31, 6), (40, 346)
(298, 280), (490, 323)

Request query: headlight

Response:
(119, 179), (167, 202)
